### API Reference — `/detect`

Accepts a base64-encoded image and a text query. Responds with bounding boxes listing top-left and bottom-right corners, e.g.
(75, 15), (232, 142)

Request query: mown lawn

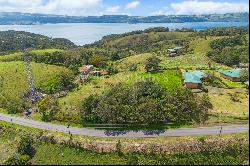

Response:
(139, 70), (182, 91)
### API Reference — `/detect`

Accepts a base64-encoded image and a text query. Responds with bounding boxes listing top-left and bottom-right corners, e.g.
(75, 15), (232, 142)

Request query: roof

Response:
(168, 49), (176, 52)
(244, 80), (249, 86)
(174, 47), (183, 50)
(184, 71), (206, 84)
(219, 69), (242, 78)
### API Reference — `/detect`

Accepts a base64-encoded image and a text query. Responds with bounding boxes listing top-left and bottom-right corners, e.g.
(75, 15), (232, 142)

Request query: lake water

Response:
(0, 22), (248, 46)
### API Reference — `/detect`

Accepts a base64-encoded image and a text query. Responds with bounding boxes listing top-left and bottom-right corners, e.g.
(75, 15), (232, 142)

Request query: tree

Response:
(145, 56), (161, 73)
(80, 80), (211, 125)
(240, 69), (249, 81)
(38, 96), (59, 122)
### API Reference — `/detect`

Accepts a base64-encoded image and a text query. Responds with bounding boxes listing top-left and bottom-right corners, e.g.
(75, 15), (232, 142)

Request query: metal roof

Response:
(168, 49), (176, 52)
(174, 47), (183, 50)
(218, 69), (242, 78)
(244, 80), (249, 86)
(184, 71), (206, 84)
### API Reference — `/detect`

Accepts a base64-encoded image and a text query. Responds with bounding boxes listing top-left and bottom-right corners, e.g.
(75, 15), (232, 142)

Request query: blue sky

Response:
(0, 0), (249, 16)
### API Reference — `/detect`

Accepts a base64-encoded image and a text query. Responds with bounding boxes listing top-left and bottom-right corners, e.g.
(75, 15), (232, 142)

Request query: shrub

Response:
(228, 93), (241, 103)
(80, 79), (211, 125)
(38, 96), (60, 122)
(145, 56), (161, 73)
(4, 154), (30, 165)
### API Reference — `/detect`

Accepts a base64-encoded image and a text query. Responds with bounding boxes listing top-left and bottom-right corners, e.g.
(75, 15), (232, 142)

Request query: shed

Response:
(244, 80), (249, 88)
(218, 69), (242, 82)
(80, 65), (94, 75)
(167, 47), (183, 57)
(184, 71), (207, 89)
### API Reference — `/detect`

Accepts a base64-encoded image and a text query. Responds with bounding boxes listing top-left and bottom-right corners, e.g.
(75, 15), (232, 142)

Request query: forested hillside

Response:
(0, 31), (76, 54)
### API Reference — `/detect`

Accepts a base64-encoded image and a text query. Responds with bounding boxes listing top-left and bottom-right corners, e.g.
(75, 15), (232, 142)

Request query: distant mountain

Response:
(0, 12), (248, 25)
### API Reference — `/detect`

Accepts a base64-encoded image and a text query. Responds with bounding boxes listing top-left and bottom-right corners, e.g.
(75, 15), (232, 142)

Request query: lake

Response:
(0, 22), (248, 45)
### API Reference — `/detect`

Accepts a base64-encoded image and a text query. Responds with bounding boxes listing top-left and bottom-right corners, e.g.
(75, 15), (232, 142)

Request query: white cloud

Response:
(126, 1), (140, 9)
(0, 0), (103, 15)
(170, 0), (249, 15)
(106, 5), (120, 13)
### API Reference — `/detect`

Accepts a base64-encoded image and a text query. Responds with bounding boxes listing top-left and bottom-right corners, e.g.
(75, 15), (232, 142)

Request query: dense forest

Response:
(0, 31), (76, 54)
(207, 35), (249, 66)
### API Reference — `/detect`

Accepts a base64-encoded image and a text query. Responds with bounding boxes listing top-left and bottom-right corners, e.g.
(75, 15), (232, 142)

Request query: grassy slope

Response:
(59, 71), (139, 121)
(160, 36), (230, 69)
(0, 61), (73, 102)
(103, 32), (191, 48)
(139, 70), (182, 91)
(31, 141), (249, 165)
(114, 53), (153, 72)
(0, 49), (63, 62)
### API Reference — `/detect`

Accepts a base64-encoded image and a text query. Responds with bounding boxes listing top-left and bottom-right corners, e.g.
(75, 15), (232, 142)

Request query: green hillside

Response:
(0, 61), (74, 112)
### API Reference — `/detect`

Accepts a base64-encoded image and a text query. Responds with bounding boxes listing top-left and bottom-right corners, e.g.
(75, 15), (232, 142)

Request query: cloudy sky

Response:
(0, 0), (249, 16)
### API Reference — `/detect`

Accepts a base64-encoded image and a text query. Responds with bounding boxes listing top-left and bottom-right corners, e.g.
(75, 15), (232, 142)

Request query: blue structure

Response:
(218, 69), (242, 81)
(184, 71), (207, 89)
(244, 80), (249, 88)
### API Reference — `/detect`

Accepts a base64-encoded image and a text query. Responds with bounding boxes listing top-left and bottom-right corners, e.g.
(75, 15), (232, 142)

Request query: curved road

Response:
(0, 113), (249, 138)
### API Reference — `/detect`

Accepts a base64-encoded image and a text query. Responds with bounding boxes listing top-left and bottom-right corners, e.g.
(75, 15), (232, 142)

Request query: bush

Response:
(4, 154), (30, 165)
(228, 93), (241, 103)
(80, 79), (211, 125)
(145, 56), (161, 73)
(38, 96), (60, 122)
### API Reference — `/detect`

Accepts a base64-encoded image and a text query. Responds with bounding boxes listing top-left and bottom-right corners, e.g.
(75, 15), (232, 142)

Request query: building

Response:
(218, 69), (242, 82)
(80, 65), (94, 75)
(244, 81), (249, 89)
(184, 71), (207, 89)
(239, 63), (249, 68)
(167, 47), (183, 57)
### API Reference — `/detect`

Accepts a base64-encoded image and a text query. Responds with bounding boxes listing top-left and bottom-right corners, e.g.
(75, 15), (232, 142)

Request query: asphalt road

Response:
(0, 113), (249, 138)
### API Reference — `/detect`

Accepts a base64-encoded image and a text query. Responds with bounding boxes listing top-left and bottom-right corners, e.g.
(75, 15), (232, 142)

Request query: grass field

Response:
(113, 53), (153, 72)
(160, 37), (230, 70)
(139, 70), (182, 91)
(0, 49), (63, 62)
(0, 61), (74, 104)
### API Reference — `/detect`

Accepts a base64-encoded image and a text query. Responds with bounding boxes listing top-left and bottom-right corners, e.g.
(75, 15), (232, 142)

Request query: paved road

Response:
(0, 113), (249, 138)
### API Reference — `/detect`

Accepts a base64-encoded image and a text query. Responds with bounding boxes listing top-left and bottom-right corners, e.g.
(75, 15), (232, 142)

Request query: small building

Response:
(218, 69), (242, 82)
(184, 71), (207, 89)
(239, 63), (249, 68)
(91, 70), (100, 76)
(244, 80), (249, 89)
(80, 65), (94, 75)
(167, 47), (183, 57)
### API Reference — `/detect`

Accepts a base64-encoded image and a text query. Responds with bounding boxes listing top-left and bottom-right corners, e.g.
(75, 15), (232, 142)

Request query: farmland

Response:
(0, 26), (249, 164)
